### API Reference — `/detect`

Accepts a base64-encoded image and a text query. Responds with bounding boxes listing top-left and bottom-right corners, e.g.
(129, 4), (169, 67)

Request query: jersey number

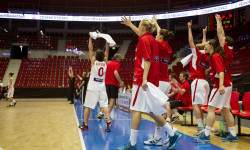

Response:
(98, 67), (104, 76)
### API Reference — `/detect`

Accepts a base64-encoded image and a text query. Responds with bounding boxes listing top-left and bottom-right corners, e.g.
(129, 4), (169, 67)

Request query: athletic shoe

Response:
(167, 132), (182, 149)
(116, 141), (137, 150)
(221, 133), (238, 142)
(105, 122), (111, 132)
(14, 101), (17, 106)
(193, 127), (204, 136)
(170, 116), (179, 124)
(79, 122), (88, 131)
(144, 136), (162, 146)
(7, 105), (14, 107)
(195, 132), (210, 142)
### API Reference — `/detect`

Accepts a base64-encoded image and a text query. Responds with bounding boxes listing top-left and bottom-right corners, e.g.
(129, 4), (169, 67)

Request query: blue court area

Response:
(74, 101), (224, 150)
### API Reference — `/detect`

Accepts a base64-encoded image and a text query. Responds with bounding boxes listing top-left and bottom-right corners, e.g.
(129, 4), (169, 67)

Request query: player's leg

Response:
(221, 86), (238, 142)
(148, 112), (181, 149)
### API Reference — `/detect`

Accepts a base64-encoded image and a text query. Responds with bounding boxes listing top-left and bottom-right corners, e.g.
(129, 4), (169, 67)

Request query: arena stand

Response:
(0, 57), (10, 81)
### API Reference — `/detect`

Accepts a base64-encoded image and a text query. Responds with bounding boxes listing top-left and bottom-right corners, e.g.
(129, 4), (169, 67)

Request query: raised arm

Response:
(77, 74), (83, 81)
(216, 14), (226, 47)
(104, 41), (110, 62)
(88, 36), (96, 66)
(152, 15), (161, 34)
(121, 16), (140, 36)
(187, 20), (195, 49)
(202, 26), (207, 44)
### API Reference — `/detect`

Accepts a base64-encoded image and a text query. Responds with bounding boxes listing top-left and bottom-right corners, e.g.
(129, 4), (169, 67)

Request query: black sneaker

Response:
(105, 122), (111, 132)
(170, 116), (179, 123)
(79, 122), (88, 131)
(14, 101), (17, 106)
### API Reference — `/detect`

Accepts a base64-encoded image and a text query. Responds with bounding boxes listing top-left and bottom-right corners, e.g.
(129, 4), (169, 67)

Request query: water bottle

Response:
(183, 112), (186, 124)
(219, 120), (224, 137)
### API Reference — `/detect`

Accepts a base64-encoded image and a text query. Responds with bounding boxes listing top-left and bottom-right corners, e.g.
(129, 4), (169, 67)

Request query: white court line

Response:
(73, 105), (86, 150)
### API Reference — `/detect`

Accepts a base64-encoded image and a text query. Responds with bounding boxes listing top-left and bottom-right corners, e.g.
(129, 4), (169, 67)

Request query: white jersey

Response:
(8, 78), (14, 88)
(87, 61), (107, 91)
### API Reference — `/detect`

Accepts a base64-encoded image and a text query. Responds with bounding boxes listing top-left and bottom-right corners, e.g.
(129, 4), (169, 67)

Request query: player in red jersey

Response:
(216, 14), (238, 142)
(117, 16), (181, 150)
(195, 38), (238, 142)
(152, 16), (174, 95)
(187, 21), (210, 135)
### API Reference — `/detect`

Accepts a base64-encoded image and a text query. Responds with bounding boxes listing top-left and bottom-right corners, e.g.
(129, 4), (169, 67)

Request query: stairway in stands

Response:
(2, 59), (21, 87)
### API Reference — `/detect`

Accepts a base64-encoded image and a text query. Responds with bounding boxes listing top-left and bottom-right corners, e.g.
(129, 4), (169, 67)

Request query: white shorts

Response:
(208, 86), (232, 109)
(191, 79), (210, 105)
(130, 85), (151, 113)
(158, 81), (171, 95)
(7, 87), (14, 98)
(84, 90), (108, 109)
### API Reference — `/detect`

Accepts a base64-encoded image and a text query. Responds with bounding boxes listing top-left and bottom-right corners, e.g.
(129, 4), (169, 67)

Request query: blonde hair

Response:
(140, 19), (156, 33)
(196, 43), (206, 50)
(114, 53), (122, 59)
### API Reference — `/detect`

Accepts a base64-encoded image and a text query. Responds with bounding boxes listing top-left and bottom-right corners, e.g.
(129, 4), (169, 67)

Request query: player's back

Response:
(87, 61), (107, 91)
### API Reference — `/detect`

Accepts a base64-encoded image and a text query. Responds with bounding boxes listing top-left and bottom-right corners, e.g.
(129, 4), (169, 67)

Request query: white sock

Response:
(154, 126), (162, 140)
(13, 100), (16, 103)
(224, 122), (228, 132)
(163, 123), (174, 136)
(129, 129), (138, 146)
(99, 112), (104, 115)
(10, 102), (13, 105)
(166, 118), (170, 122)
(228, 127), (237, 137)
(205, 126), (212, 136)
(173, 114), (178, 117)
(196, 118), (203, 127)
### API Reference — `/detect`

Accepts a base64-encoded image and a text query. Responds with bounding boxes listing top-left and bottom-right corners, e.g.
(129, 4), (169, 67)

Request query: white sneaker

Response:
(144, 136), (162, 146)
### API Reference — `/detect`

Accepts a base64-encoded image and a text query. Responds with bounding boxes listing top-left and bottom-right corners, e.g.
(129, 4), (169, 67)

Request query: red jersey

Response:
(209, 53), (231, 88)
(224, 43), (233, 83)
(158, 41), (172, 82)
(189, 47), (208, 81)
(133, 33), (159, 87)
(170, 83), (180, 100)
(178, 80), (190, 106)
(105, 60), (120, 87)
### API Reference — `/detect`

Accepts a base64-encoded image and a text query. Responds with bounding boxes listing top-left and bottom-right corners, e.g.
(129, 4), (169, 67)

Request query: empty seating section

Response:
(0, 32), (61, 50)
(15, 57), (91, 88)
(0, 57), (10, 81)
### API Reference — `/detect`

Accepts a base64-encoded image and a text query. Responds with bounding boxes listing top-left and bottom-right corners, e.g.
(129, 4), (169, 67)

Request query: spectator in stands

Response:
(96, 53), (124, 119)
(165, 72), (190, 123)
(77, 72), (88, 104)
(68, 66), (75, 104)
(75, 83), (82, 101)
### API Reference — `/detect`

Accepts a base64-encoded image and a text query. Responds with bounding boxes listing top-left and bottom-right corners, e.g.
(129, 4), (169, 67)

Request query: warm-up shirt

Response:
(133, 32), (160, 87)
(189, 47), (208, 81)
(158, 41), (172, 82)
(209, 53), (231, 88)
(178, 80), (190, 106)
(105, 60), (121, 87)
(224, 43), (234, 83)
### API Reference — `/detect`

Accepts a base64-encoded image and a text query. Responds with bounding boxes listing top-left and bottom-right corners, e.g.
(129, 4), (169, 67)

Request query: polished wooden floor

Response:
(143, 114), (250, 150)
(0, 99), (82, 150)
(1, 99), (250, 150)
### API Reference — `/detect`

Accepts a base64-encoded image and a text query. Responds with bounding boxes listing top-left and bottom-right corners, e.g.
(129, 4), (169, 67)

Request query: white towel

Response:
(144, 82), (168, 116)
(89, 32), (116, 47)
(181, 50), (206, 67)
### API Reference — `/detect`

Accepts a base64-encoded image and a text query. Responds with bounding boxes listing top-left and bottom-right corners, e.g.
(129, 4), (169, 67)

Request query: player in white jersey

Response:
(79, 36), (111, 132)
(7, 73), (17, 107)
